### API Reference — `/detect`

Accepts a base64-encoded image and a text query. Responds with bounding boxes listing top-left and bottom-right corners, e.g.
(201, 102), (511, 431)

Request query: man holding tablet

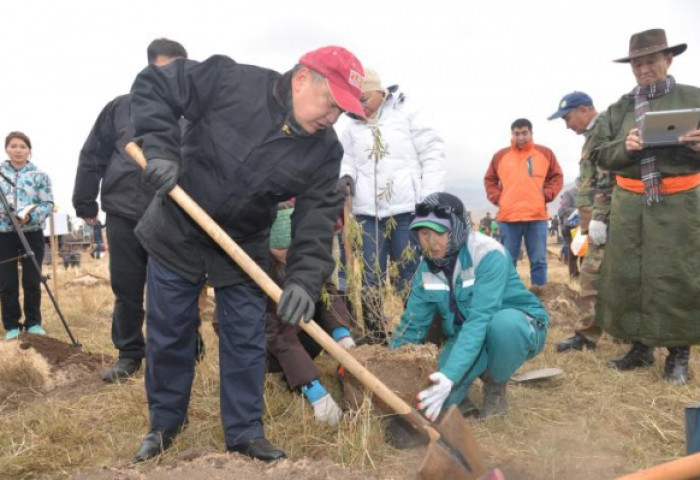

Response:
(592, 28), (700, 384)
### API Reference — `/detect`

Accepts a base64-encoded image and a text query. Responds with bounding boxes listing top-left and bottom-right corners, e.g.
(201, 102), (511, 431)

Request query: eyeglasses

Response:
(415, 203), (456, 219)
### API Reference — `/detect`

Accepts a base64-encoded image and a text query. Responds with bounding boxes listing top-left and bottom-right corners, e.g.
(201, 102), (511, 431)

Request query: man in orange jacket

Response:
(484, 118), (563, 286)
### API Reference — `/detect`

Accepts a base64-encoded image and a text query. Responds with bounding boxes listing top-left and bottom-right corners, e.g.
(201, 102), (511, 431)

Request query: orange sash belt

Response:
(616, 173), (700, 195)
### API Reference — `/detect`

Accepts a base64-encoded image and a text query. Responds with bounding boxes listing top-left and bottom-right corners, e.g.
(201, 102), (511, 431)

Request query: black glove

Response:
(277, 283), (315, 325)
(143, 158), (180, 197)
(337, 175), (355, 197)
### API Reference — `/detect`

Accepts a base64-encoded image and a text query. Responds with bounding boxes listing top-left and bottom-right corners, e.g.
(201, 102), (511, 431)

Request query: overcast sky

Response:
(1, 0), (699, 219)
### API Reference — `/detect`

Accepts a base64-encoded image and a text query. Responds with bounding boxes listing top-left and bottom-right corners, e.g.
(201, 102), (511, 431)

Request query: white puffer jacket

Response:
(339, 88), (446, 219)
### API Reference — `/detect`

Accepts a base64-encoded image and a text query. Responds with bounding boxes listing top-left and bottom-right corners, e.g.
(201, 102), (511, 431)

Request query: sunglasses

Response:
(415, 203), (455, 219)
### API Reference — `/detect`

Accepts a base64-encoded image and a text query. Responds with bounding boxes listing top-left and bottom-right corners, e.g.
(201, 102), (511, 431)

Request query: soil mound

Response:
(342, 343), (437, 413)
(19, 335), (107, 376)
(0, 335), (110, 408)
(531, 283), (580, 328)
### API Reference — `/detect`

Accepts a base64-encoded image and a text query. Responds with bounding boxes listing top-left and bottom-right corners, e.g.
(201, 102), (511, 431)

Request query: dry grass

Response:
(0, 342), (52, 407)
(1, 244), (699, 479)
(0, 255), (392, 480)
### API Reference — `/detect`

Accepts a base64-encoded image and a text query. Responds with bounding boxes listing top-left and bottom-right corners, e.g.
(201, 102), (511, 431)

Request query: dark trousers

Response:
(0, 230), (44, 331)
(356, 212), (418, 290)
(145, 258), (266, 446)
(561, 225), (580, 278)
(106, 213), (148, 360)
(266, 281), (347, 389)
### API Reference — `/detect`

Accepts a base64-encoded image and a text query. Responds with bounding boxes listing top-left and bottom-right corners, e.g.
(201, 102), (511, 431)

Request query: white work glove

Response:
(588, 219), (607, 246)
(337, 336), (356, 349)
(416, 372), (454, 421)
(310, 393), (343, 426)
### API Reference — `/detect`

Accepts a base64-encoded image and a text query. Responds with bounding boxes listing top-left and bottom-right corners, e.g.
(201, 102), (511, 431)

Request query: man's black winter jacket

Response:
(73, 94), (154, 221)
(130, 56), (344, 298)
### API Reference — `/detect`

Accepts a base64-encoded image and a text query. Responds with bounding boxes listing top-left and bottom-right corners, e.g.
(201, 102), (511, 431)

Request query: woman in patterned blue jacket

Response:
(390, 192), (548, 419)
(0, 132), (54, 340)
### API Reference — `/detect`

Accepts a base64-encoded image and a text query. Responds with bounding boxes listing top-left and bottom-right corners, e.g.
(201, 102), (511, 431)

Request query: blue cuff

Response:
(301, 379), (328, 404)
(331, 326), (351, 341)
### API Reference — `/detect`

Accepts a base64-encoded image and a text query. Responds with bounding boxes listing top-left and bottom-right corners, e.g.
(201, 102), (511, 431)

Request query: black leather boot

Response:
(102, 358), (142, 383)
(227, 437), (286, 462)
(556, 333), (596, 352)
(664, 346), (691, 385)
(606, 342), (654, 371)
(132, 427), (181, 463)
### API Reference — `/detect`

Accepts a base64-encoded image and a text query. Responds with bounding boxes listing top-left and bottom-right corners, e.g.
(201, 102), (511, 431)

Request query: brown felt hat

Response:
(613, 28), (687, 63)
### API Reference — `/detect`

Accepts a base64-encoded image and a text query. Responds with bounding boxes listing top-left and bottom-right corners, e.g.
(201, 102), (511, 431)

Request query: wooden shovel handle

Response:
(614, 451), (700, 480)
(125, 142), (439, 441)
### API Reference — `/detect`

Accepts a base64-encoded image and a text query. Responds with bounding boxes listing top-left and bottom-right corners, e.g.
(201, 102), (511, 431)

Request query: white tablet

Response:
(640, 108), (700, 147)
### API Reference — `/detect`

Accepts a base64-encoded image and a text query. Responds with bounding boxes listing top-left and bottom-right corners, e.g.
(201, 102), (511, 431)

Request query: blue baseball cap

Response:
(548, 91), (593, 120)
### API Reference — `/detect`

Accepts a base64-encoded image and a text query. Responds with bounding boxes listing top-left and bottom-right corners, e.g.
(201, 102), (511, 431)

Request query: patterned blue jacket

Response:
(0, 160), (54, 233)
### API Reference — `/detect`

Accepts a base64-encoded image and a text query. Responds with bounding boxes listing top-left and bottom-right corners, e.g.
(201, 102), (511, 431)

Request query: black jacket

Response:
(72, 94), (154, 221)
(130, 56), (344, 296)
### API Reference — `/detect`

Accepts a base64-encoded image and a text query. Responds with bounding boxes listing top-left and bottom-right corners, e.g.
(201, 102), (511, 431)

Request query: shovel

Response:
(510, 367), (563, 383)
(686, 403), (700, 455)
(613, 451), (700, 480)
(126, 142), (489, 480)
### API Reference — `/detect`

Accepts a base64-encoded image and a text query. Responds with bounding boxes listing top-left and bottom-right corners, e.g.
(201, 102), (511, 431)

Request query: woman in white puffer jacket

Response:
(338, 69), (446, 316)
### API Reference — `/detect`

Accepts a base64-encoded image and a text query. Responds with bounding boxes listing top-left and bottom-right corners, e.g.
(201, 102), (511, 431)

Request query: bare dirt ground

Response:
(68, 452), (382, 480)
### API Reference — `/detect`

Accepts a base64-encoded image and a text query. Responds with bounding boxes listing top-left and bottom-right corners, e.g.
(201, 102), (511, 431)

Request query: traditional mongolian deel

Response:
(593, 81), (700, 346)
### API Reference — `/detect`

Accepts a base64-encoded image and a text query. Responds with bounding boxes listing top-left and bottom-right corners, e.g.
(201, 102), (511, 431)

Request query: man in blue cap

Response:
(548, 91), (613, 353)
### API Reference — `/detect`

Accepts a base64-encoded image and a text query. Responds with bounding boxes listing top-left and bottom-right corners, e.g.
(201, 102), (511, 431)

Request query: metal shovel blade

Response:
(510, 367), (563, 383)
(686, 403), (700, 455)
(417, 405), (487, 480)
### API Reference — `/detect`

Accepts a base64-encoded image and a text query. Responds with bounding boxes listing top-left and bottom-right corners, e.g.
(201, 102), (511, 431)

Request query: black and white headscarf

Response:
(419, 192), (470, 270)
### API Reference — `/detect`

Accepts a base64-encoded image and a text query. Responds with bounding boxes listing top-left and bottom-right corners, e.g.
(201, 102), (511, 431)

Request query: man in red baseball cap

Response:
(128, 46), (364, 464)
(298, 46), (365, 119)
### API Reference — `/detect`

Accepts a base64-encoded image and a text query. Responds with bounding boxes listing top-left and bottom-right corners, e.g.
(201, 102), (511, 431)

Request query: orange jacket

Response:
(484, 139), (563, 222)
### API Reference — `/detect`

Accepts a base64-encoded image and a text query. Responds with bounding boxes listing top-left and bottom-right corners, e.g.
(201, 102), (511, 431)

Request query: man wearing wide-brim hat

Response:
(591, 28), (700, 385)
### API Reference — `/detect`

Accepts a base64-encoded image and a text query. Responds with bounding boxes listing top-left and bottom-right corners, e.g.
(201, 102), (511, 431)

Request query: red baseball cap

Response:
(299, 46), (365, 118)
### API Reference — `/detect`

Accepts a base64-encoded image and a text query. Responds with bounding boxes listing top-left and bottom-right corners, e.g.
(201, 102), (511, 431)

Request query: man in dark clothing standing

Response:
(72, 39), (188, 383)
(557, 183), (580, 279)
(129, 46), (365, 463)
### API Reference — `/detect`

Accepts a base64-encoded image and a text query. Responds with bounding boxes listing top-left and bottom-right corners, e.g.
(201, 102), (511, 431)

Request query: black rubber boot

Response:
(606, 342), (654, 371)
(556, 333), (596, 353)
(664, 346), (691, 385)
(480, 374), (507, 419)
